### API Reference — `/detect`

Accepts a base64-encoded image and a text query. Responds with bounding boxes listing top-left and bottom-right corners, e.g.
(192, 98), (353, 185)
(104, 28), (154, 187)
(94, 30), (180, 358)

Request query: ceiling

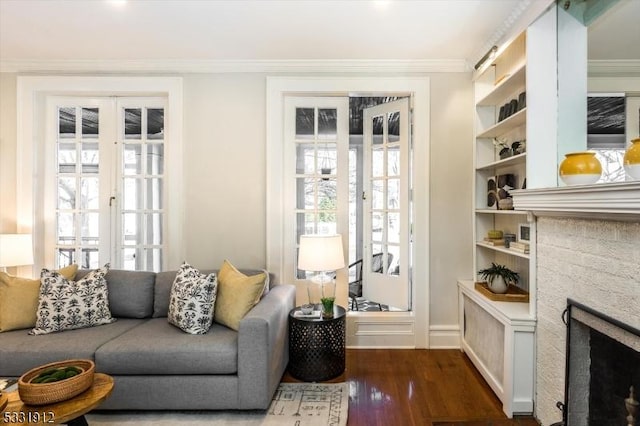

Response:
(0, 0), (528, 67)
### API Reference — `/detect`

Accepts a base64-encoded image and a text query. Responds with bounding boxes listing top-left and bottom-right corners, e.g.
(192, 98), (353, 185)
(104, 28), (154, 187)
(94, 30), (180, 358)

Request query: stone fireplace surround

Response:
(512, 182), (640, 425)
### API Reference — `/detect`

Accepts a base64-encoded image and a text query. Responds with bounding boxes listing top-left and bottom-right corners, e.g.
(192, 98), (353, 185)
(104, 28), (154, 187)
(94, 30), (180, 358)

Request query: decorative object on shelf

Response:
(559, 151), (602, 185)
(511, 140), (526, 155)
(517, 92), (526, 110)
(498, 105), (506, 122)
(474, 281), (529, 302)
(487, 176), (498, 208)
(623, 137), (640, 180)
(297, 234), (345, 319)
(487, 229), (503, 239)
(498, 197), (514, 210)
(494, 138), (511, 159)
(504, 233), (517, 248)
(478, 262), (520, 294)
(517, 224), (531, 242)
(487, 174), (516, 209)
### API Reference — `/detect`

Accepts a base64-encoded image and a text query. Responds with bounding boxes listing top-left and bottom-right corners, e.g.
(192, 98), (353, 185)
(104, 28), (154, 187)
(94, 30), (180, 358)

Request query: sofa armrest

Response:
(237, 284), (295, 409)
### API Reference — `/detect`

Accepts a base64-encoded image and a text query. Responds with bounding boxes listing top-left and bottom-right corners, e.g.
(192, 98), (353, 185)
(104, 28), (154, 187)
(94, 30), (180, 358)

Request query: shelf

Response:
(476, 63), (526, 106)
(458, 279), (534, 323)
(476, 153), (526, 171)
(477, 108), (526, 139)
(476, 241), (530, 259)
(475, 209), (528, 215)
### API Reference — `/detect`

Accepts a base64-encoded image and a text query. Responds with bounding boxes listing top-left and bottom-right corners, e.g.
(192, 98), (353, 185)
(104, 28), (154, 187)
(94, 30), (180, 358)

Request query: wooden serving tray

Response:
(0, 391), (8, 412)
(475, 281), (529, 303)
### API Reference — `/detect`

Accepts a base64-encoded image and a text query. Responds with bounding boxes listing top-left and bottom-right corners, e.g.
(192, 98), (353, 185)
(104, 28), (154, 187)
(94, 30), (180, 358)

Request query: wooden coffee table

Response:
(1, 373), (113, 425)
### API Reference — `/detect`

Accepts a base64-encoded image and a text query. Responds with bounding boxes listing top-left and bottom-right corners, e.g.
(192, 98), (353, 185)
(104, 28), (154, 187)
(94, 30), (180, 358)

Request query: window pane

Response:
(296, 178), (316, 210)
(58, 177), (76, 209)
(125, 108), (142, 139)
(317, 178), (337, 208)
(57, 213), (75, 245)
(147, 144), (164, 175)
(295, 108), (314, 140)
(80, 212), (99, 245)
(371, 212), (384, 243)
(318, 108), (337, 140)
(388, 212), (400, 244)
(80, 177), (99, 209)
(371, 246), (383, 274)
(372, 179), (384, 210)
(372, 149), (384, 177)
(387, 245), (400, 276)
(388, 178), (400, 209)
(317, 214), (337, 235)
(388, 111), (400, 143)
(123, 213), (143, 245)
(82, 108), (98, 139)
(58, 248), (75, 267)
(146, 213), (163, 245)
(123, 178), (143, 210)
(122, 247), (141, 270)
(58, 142), (76, 173)
(147, 108), (164, 140)
(81, 248), (99, 270)
(59, 107), (75, 139)
(81, 142), (99, 174)
(146, 178), (163, 210)
(145, 248), (162, 272)
(372, 115), (383, 145)
(388, 146), (400, 177)
(296, 212), (316, 244)
(123, 144), (142, 175)
(295, 143), (315, 174)
(317, 144), (337, 175)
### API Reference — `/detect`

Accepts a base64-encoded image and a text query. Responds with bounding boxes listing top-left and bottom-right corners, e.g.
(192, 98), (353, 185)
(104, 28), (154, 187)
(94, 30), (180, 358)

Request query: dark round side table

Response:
(288, 305), (346, 382)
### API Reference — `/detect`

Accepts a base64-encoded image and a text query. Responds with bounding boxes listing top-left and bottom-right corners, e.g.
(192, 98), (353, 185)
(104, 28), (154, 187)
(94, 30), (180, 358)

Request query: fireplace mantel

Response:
(511, 182), (640, 221)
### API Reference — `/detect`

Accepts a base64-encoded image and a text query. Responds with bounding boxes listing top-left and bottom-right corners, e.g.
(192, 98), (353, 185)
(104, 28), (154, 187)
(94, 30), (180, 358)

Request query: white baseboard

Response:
(429, 325), (461, 349)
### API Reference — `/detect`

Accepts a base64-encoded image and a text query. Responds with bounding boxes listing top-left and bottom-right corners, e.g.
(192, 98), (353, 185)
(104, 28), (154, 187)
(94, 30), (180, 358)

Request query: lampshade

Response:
(298, 234), (345, 272)
(0, 234), (34, 268)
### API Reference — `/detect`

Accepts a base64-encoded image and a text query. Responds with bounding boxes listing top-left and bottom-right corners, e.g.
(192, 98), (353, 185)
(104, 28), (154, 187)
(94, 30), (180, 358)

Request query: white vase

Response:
(488, 275), (509, 294)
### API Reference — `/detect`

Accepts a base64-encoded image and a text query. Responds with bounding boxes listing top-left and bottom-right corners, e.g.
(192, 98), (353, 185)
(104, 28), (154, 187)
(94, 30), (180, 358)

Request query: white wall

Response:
(0, 70), (473, 339)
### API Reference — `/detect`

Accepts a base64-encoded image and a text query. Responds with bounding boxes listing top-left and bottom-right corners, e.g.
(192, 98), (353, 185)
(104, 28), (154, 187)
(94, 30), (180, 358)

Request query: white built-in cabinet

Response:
(458, 30), (536, 418)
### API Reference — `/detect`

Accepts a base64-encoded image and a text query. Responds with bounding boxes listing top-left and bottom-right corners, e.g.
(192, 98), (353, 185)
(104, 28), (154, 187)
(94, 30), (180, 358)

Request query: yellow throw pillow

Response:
(213, 260), (267, 331)
(0, 264), (78, 332)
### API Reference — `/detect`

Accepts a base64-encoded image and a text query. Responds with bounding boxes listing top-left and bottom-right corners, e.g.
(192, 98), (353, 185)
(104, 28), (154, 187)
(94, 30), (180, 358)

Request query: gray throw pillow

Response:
(168, 263), (218, 335)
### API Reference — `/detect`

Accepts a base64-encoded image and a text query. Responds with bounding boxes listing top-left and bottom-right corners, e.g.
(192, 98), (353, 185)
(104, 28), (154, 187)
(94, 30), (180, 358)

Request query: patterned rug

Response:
(86, 382), (348, 426)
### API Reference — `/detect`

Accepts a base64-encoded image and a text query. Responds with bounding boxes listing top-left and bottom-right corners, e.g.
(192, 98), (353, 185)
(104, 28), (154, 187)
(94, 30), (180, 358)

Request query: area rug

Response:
(86, 382), (348, 426)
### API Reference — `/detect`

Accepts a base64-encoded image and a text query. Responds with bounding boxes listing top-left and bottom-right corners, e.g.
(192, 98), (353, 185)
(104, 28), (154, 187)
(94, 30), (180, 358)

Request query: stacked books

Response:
(483, 237), (505, 246)
(509, 241), (530, 254)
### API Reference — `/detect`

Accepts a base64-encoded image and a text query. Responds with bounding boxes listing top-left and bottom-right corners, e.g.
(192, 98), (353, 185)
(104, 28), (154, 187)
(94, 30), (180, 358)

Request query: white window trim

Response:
(265, 76), (431, 348)
(16, 76), (184, 274)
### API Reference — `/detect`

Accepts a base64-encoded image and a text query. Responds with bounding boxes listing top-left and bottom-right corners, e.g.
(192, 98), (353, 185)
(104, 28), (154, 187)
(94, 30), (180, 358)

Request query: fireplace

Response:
(561, 299), (640, 426)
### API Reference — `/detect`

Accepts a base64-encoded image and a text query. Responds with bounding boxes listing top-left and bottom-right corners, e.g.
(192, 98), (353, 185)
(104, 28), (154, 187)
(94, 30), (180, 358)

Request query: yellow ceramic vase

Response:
(623, 138), (640, 180)
(559, 151), (602, 185)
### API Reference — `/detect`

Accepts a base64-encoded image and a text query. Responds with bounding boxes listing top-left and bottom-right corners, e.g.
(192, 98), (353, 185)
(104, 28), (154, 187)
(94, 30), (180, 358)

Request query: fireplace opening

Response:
(562, 299), (640, 426)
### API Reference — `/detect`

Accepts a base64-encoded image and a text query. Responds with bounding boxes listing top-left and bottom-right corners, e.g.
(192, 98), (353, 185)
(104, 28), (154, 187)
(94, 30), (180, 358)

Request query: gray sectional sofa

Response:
(0, 269), (296, 410)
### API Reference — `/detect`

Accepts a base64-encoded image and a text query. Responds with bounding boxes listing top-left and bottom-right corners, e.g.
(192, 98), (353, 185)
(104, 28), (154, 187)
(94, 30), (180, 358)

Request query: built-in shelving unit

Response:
(458, 30), (536, 419)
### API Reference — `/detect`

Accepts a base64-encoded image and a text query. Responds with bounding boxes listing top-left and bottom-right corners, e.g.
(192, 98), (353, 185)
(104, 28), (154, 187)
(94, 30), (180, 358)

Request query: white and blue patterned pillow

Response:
(31, 264), (115, 335)
(168, 263), (218, 335)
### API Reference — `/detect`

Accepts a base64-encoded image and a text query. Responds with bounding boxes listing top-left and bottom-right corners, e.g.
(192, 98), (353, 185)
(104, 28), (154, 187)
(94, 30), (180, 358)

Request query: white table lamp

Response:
(0, 234), (34, 272)
(298, 234), (345, 317)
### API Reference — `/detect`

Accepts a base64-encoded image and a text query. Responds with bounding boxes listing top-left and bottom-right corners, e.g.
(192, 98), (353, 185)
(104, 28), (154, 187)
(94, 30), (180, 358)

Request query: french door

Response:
(362, 99), (411, 310)
(283, 96), (349, 306)
(44, 96), (167, 271)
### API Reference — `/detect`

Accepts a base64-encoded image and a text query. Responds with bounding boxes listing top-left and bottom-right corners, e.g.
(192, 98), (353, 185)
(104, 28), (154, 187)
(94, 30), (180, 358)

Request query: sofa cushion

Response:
(214, 260), (267, 331)
(76, 269), (155, 319)
(168, 263), (218, 334)
(31, 265), (115, 335)
(0, 319), (146, 377)
(0, 264), (78, 332)
(95, 318), (238, 375)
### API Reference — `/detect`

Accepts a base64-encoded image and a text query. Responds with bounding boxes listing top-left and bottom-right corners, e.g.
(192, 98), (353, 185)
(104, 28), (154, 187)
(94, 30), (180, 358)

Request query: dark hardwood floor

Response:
(284, 349), (540, 426)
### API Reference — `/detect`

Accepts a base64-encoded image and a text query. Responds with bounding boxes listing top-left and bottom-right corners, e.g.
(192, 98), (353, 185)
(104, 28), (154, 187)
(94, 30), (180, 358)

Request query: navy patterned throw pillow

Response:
(31, 264), (115, 335)
(168, 263), (218, 335)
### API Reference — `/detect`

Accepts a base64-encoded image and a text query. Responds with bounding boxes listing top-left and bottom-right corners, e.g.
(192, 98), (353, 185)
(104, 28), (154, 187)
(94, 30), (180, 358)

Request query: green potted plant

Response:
(478, 262), (519, 294)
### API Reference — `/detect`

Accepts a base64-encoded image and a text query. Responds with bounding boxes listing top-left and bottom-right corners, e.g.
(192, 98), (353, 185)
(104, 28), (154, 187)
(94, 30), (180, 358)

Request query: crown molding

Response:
(0, 59), (470, 74)
(588, 60), (640, 77)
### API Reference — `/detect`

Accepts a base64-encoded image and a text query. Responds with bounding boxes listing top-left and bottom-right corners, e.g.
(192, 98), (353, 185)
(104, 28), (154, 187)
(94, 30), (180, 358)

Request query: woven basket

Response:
(18, 359), (94, 405)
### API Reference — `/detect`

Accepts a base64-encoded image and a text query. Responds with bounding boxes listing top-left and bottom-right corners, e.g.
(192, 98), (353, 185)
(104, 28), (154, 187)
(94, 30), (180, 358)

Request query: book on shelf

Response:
(483, 237), (505, 246)
(509, 246), (530, 254)
(510, 241), (530, 250)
